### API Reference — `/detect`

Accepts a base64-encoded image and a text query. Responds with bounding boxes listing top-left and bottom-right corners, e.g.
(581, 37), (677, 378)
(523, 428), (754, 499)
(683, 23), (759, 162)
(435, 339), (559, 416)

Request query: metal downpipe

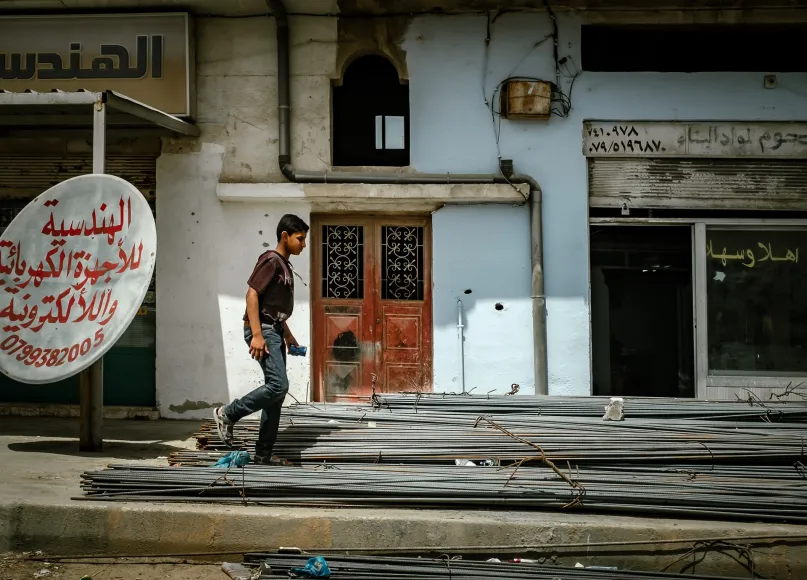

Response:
(265, 0), (548, 394)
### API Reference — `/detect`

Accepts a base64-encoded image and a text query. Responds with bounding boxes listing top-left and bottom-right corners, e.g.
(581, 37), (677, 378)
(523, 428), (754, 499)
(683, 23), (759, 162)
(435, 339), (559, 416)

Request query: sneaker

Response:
(254, 454), (293, 467)
(213, 406), (234, 447)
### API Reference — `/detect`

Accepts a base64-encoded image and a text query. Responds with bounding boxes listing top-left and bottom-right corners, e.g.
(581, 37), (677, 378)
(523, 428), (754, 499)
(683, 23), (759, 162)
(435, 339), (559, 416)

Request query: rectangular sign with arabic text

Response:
(0, 13), (193, 117)
(583, 122), (807, 158)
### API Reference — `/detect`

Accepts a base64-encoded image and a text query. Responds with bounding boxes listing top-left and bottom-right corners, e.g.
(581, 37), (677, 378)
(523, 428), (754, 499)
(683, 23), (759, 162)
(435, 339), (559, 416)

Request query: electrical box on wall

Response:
(501, 80), (551, 120)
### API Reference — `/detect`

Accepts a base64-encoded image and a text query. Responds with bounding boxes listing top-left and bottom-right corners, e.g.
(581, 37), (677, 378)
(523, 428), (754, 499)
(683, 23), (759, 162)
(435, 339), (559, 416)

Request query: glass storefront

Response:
(705, 227), (807, 377)
(591, 221), (807, 399)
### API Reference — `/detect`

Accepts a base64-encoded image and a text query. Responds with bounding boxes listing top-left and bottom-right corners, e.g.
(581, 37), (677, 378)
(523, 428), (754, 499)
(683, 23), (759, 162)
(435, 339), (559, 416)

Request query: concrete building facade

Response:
(1, 1), (807, 417)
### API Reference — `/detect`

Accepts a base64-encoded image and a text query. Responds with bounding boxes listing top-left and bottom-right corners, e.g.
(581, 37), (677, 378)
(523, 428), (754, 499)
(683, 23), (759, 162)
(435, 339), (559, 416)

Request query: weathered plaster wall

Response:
(156, 15), (331, 418)
(156, 14), (535, 416)
(158, 9), (807, 411)
(432, 205), (534, 395)
(168, 15), (336, 183)
(403, 11), (807, 396)
(156, 145), (312, 419)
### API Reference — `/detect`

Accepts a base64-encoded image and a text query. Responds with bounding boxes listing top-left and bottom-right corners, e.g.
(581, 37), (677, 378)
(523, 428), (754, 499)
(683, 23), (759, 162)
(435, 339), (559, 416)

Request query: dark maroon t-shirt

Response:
(242, 250), (294, 325)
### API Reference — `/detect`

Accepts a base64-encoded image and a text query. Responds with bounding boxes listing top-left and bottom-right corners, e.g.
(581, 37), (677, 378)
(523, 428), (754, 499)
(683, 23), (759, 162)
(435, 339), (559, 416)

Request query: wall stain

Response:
(168, 400), (225, 414)
(335, 2), (410, 83)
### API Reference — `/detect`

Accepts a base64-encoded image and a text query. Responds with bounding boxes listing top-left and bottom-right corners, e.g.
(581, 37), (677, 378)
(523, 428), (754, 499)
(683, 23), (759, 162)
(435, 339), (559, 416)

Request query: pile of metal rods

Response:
(359, 392), (807, 420)
(78, 462), (807, 524)
(289, 392), (807, 420)
(78, 393), (807, 523)
(242, 552), (749, 580)
(169, 394), (807, 467)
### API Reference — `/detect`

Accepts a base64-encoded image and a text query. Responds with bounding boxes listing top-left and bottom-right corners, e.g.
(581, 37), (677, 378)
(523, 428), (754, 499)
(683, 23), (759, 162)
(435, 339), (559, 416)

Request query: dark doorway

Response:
(591, 226), (694, 398)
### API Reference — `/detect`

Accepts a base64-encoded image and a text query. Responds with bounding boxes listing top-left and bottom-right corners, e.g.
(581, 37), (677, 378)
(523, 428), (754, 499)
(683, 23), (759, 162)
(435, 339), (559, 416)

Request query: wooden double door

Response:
(312, 215), (433, 402)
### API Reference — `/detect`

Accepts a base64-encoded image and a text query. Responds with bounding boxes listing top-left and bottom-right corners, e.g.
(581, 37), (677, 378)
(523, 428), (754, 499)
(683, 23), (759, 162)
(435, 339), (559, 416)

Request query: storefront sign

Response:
(0, 174), (157, 384)
(0, 13), (193, 116)
(583, 122), (807, 158)
(707, 239), (799, 269)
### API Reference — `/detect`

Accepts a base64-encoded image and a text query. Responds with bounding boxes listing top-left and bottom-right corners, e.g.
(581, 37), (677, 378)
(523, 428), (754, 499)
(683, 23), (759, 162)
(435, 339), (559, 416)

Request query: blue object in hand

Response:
(289, 556), (330, 578)
(289, 345), (307, 357)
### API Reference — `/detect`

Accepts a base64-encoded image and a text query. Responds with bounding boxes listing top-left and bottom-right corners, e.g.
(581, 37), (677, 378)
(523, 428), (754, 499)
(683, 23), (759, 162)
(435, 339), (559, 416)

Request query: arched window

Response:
(332, 55), (409, 167)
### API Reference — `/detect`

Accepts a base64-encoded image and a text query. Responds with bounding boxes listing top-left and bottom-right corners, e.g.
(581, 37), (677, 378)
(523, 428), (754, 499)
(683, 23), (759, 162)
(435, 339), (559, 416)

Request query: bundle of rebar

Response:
(352, 392), (807, 420)
(79, 393), (807, 524)
(242, 552), (750, 580)
(170, 394), (807, 467)
(78, 461), (807, 524)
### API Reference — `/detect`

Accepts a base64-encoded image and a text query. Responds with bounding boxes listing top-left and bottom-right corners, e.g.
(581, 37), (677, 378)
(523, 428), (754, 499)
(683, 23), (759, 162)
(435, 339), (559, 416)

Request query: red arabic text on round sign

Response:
(0, 174), (156, 384)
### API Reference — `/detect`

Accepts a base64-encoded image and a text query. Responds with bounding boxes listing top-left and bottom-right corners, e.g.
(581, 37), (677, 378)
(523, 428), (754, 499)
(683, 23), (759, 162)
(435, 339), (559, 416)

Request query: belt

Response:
(245, 321), (284, 331)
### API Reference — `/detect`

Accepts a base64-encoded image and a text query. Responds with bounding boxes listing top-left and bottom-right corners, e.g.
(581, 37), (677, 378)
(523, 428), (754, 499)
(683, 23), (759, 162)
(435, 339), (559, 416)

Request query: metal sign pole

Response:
(79, 98), (107, 452)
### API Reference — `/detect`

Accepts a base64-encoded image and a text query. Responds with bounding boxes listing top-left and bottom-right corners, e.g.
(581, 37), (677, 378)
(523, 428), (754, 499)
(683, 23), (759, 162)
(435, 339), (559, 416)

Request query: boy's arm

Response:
(283, 322), (299, 348)
(245, 256), (277, 360)
(246, 288), (262, 337)
(246, 288), (268, 360)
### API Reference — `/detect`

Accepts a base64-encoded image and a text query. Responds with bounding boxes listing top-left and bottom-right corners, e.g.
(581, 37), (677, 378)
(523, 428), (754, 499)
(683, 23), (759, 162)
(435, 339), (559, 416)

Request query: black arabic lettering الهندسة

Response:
(0, 35), (163, 80)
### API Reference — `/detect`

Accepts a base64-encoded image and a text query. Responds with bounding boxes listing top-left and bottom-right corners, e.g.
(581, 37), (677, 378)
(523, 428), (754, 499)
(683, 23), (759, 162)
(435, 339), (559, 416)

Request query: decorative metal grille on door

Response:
(381, 225), (424, 301)
(322, 225), (364, 299)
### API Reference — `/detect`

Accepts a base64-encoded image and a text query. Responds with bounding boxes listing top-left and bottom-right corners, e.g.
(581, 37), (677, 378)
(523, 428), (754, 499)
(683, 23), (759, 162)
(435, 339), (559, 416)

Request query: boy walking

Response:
(214, 214), (309, 466)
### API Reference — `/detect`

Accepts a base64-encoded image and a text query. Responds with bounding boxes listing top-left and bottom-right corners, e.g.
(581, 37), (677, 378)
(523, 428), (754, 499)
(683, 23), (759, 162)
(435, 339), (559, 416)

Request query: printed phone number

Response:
(1, 330), (104, 368)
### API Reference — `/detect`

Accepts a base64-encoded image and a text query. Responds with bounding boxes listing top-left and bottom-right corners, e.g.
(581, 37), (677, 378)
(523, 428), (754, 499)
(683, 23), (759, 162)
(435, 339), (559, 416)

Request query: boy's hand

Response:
(249, 334), (270, 360)
(286, 337), (300, 353)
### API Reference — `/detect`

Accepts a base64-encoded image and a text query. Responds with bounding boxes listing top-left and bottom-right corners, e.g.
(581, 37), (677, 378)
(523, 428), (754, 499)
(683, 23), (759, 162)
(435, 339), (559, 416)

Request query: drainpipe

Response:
(457, 298), (466, 394)
(265, 0), (548, 396)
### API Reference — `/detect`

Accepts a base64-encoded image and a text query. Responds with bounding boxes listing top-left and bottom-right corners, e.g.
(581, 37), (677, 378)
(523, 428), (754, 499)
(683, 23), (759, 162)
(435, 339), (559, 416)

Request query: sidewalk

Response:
(1, 417), (805, 578)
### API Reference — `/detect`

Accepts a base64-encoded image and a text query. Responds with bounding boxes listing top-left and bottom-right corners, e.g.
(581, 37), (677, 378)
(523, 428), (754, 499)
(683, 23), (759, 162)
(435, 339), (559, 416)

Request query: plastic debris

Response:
(603, 397), (625, 421)
(221, 562), (255, 580)
(576, 562), (619, 570)
(213, 450), (251, 468)
(289, 556), (331, 578)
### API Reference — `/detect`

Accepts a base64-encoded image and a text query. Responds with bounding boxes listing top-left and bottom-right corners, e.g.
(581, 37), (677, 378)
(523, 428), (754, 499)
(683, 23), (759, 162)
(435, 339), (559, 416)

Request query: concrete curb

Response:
(1, 499), (805, 578)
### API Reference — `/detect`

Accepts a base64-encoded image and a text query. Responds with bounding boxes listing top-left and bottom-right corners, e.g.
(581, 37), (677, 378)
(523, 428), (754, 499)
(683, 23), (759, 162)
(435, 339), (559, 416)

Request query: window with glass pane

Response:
(706, 228), (807, 375)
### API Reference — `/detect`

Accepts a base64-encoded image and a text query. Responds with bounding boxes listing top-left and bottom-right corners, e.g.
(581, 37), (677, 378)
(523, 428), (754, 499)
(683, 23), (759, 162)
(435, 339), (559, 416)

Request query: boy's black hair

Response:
(276, 214), (310, 242)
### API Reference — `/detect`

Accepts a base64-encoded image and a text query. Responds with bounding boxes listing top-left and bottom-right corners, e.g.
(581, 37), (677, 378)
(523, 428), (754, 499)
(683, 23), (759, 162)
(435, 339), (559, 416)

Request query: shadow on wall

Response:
(432, 205), (533, 326)
(157, 146), (313, 419)
(213, 201), (312, 410)
(432, 204), (534, 394)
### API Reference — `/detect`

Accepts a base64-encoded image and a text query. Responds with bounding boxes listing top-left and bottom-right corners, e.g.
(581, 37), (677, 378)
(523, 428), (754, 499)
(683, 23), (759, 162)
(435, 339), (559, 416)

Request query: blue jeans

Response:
(222, 323), (288, 457)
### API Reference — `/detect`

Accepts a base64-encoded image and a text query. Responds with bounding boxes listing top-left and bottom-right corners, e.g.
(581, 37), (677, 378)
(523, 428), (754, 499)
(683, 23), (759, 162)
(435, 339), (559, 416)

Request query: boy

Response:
(213, 214), (309, 466)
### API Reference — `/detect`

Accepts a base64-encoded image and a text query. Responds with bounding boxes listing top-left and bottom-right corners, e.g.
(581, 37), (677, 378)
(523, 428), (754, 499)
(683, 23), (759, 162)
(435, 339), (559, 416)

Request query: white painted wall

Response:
(154, 15), (332, 418)
(156, 146), (312, 419)
(403, 12), (807, 395)
(432, 205), (534, 395)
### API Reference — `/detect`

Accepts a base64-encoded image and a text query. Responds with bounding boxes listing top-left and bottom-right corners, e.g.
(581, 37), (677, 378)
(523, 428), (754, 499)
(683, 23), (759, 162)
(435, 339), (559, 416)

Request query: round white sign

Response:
(0, 174), (156, 384)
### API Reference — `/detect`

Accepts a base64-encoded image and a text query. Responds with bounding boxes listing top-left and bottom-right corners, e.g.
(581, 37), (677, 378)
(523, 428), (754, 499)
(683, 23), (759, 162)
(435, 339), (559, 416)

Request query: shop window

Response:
(333, 55), (409, 167)
(706, 228), (807, 375)
(582, 25), (807, 72)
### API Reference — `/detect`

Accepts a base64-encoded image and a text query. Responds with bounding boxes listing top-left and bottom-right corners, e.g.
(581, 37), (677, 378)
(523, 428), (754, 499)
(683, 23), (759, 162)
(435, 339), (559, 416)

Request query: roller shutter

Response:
(588, 158), (807, 211)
